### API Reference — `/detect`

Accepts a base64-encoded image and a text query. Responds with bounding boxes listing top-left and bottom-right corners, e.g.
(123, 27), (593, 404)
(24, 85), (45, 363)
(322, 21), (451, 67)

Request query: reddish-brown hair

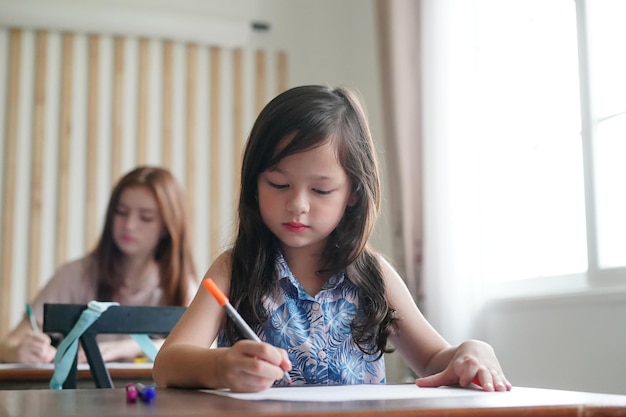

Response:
(92, 166), (197, 305)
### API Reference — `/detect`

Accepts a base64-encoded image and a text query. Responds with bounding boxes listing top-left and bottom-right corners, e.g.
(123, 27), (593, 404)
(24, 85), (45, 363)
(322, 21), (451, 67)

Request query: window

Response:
(474, 0), (626, 296)
(587, 0), (626, 270)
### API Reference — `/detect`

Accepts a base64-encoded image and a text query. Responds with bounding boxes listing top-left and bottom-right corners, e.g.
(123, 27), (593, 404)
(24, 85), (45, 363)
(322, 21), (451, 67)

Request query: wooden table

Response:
(0, 363), (153, 389)
(1, 385), (625, 417)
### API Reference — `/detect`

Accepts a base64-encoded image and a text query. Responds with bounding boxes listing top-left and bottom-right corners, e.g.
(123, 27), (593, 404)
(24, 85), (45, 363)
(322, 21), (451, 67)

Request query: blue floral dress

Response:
(218, 252), (386, 385)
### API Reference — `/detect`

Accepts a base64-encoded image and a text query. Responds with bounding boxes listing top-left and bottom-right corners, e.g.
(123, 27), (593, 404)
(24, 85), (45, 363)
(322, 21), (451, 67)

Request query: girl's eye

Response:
(269, 181), (288, 190)
(140, 216), (155, 222)
(313, 189), (332, 196)
(114, 208), (128, 216)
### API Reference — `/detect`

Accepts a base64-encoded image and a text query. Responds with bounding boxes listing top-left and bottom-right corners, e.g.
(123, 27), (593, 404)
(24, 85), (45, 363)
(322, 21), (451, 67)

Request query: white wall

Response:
(474, 293), (626, 395)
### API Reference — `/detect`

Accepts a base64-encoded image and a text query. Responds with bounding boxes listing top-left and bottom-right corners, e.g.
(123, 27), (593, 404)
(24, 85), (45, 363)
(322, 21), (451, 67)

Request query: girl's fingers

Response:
(492, 373), (513, 391)
(225, 341), (290, 389)
(235, 340), (291, 370)
(473, 369), (512, 392)
(279, 348), (292, 372)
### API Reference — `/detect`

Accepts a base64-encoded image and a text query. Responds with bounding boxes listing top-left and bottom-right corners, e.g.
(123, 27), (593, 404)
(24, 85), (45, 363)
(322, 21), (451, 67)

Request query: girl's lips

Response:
(119, 234), (136, 243)
(284, 222), (308, 233)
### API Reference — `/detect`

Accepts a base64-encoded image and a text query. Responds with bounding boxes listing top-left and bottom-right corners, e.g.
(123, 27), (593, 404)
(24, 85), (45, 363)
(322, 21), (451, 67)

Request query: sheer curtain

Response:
(377, 0), (484, 344)
(376, 0), (424, 305)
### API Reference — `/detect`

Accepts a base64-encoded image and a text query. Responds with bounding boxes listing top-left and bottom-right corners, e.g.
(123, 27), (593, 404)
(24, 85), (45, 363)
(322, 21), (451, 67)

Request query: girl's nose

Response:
(122, 213), (139, 230)
(286, 190), (309, 214)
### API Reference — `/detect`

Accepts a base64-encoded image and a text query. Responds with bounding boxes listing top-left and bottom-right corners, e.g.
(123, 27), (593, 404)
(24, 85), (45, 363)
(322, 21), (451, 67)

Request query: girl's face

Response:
(112, 186), (165, 259)
(257, 140), (356, 257)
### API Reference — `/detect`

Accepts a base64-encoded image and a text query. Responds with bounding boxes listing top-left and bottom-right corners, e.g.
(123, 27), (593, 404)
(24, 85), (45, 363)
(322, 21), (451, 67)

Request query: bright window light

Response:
(588, 0), (626, 268)
(474, 0), (588, 283)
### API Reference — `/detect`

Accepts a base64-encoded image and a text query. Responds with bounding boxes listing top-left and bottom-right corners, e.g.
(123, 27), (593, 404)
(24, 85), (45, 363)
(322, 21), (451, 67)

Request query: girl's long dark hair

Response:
(228, 85), (395, 358)
(92, 166), (197, 306)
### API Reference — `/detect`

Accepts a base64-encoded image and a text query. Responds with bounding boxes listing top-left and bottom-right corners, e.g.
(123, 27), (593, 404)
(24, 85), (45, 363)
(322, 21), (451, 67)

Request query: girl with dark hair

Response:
(0, 166), (198, 364)
(154, 86), (511, 393)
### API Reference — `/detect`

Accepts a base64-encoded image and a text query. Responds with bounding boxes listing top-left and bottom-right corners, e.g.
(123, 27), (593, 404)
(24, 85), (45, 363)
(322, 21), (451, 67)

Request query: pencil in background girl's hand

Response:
(26, 303), (39, 332)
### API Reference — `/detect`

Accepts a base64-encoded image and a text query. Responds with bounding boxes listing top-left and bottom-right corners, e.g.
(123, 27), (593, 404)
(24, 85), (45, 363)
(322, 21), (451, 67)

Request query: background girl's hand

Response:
(16, 332), (56, 363)
(415, 340), (512, 392)
(217, 340), (291, 393)
(77, 338), (145, 363)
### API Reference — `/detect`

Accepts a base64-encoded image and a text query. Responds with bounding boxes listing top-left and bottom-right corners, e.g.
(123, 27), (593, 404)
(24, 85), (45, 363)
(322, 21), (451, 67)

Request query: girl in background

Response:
(153, 85), (511, 393)
(0, 166), (198, 363)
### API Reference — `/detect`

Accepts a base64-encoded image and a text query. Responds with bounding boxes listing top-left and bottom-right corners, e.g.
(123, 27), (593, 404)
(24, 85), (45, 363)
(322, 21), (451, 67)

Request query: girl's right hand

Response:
(16, 331), (56, 363)
(218, 340), (291, 393)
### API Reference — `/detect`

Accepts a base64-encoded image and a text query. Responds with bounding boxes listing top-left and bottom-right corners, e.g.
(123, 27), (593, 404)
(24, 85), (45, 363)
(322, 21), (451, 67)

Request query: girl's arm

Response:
(152, 252), (290, 392)
(380, 256), (511, 391)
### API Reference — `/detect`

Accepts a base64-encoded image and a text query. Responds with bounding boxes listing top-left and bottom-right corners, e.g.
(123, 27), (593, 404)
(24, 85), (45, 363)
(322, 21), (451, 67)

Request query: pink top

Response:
(30, 255), (196, 340)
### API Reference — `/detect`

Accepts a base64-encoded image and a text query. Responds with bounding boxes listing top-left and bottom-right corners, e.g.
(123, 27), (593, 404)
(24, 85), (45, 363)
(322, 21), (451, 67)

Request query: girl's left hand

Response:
(415, 340), (512, 392)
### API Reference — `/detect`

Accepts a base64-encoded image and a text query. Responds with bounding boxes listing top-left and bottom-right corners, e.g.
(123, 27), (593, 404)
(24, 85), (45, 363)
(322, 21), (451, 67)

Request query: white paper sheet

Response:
(201, 384), (487, 402)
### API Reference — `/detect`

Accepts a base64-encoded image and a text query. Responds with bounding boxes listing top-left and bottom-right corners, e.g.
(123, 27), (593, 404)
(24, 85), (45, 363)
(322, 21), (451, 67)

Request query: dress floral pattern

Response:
(217, 252), (386, 385)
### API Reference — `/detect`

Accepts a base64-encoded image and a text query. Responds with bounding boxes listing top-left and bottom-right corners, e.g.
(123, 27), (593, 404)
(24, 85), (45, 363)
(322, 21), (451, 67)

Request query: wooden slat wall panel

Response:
(232, 49), (243, 209)
(55, 33), (73, 268)
(136, 38), (149, 165)
(161, 41), (173, 170)
(209, 46), (221, 260)
(185, 44), (197, 245)
(0, 25), (288, 334)
(255, 50), (266, 116)
(28, 31), (47, 300)
(0, 29), (21, 337)
(111, 36), (124, 184)
(277, 51), (288, 94)
(85, 34), (99, 251)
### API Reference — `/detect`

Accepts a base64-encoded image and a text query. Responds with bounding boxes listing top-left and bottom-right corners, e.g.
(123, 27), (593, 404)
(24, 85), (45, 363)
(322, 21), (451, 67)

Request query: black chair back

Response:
(43, 303), (186, 388)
